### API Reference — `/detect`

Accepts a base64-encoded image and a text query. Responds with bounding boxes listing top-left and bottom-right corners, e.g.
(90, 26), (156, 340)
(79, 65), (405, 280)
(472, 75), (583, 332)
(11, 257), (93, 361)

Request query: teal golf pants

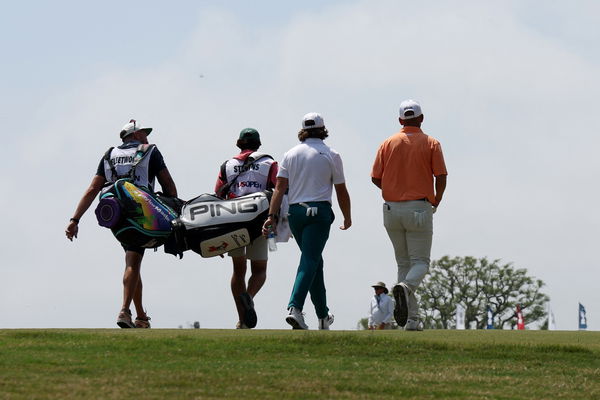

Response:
(287, 202), (334, 319)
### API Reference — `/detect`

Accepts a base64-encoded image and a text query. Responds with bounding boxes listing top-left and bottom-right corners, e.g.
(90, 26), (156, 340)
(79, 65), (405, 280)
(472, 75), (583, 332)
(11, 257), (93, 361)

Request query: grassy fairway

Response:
(1, 329), (598, 399)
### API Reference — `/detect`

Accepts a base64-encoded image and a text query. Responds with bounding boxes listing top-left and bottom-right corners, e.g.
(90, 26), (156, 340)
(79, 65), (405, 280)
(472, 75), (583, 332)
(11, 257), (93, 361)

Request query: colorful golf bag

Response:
(95, 179), (179, 249)
(170, 191), (271, 258)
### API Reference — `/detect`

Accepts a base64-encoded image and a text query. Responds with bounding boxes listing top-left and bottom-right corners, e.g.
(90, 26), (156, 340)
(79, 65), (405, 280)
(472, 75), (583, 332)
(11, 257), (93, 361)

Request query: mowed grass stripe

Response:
(1, 330), (598, 399)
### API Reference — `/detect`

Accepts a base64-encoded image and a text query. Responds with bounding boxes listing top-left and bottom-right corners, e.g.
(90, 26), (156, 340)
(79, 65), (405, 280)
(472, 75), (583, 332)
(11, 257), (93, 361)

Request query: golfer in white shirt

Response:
(263, 112), (352, 330)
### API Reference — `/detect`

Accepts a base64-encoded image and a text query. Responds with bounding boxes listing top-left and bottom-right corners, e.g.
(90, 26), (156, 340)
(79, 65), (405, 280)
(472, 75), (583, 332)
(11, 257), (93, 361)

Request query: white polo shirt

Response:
(277, 138), (346, 204)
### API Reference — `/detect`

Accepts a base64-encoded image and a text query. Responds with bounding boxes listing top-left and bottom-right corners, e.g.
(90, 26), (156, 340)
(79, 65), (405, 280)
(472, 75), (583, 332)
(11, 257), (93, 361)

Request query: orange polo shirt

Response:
(371, 126), (447, 205)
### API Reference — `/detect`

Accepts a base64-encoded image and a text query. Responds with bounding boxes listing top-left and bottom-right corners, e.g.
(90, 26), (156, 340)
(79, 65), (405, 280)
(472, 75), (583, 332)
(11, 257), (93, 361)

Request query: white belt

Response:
(299, 202), (318, 216)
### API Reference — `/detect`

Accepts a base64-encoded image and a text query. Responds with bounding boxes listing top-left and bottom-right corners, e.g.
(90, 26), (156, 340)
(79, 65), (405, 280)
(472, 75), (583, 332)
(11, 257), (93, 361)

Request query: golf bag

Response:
(169, 191), (271, 258)
(95, 179), (180, 249)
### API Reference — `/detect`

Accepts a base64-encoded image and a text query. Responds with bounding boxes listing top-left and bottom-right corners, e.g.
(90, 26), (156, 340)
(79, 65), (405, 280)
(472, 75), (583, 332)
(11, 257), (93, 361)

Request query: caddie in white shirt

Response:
(263, 112), (352, 330)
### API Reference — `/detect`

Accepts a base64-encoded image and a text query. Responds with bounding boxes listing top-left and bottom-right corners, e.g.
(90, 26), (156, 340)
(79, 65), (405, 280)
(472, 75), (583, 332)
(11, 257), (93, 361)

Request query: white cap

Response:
(302, 112), (325, 130)
(119, 119), (153, 139)
(399, 99), (423, 120)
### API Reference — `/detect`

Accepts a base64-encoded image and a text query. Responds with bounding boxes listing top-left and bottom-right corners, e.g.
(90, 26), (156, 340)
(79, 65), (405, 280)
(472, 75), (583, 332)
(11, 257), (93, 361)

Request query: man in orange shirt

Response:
(371, 99), (447, 331)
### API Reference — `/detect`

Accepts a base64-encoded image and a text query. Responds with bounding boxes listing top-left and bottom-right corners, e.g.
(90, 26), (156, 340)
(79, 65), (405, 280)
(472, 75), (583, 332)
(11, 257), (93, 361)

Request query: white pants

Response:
(383, 200), (433, 320)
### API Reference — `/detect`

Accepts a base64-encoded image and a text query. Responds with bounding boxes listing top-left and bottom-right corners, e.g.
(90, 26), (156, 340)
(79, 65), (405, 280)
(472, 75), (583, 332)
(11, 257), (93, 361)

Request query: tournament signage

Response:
(578, 303), (587, 330)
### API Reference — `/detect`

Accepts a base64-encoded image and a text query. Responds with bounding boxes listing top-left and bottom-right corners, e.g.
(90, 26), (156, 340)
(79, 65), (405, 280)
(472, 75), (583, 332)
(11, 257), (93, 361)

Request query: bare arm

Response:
(65, 175), (106, 241)
(157, 168), (178, 197)
(334, 182), (352, 230)
(262, 177), (288, 236)
(371, 177), (382, 189)
(434, 174), (447, 207)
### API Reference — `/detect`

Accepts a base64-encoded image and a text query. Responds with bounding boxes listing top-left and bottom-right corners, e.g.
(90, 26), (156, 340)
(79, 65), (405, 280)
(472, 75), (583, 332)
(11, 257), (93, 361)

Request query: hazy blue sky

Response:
(1, 0), (598, 330)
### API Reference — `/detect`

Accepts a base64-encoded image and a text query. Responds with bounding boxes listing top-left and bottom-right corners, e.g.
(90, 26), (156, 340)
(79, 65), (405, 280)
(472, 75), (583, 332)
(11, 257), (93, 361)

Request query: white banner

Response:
(456, 304), (465, 330)
(547, 303), (556, 331)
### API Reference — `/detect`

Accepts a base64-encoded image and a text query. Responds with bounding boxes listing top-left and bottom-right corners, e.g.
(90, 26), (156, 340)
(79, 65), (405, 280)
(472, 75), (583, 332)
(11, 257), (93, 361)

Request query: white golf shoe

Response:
(404, 319), (424, 331)
(286, 307), (308, 330)
(318, 313), (334, 330)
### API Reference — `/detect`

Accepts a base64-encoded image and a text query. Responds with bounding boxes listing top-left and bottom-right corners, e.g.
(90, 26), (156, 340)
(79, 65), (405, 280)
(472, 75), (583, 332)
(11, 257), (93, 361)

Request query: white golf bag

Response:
(168, 191), (271, 258)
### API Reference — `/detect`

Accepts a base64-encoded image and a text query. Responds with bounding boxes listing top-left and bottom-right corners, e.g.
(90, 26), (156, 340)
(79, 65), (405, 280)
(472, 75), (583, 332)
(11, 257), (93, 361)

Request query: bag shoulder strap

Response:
(219, 160), (228, 184)
(249, 151), (273, 161)
(128, 144), (155, 180)
(103, 147), (118, 181)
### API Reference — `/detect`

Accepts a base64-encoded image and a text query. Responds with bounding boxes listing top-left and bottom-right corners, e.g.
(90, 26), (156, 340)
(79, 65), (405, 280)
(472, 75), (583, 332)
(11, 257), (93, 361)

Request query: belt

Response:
(387, 198), (428, 202)
(290, 201), (330, 216)
(290, 201), (330, 205)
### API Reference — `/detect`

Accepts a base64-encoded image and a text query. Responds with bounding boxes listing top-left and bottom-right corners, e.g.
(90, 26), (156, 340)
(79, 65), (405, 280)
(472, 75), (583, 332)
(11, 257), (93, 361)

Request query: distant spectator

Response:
(368, 282), (394, 330)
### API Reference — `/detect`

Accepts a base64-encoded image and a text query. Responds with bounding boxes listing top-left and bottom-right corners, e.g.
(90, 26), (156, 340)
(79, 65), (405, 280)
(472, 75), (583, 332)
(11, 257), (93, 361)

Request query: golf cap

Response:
(239, 128), (260, 141)
(399, 99), (423, 120)
(120, 119), (152, 139)
(371, 281), (389, 294)
(302, 112), (325, 130)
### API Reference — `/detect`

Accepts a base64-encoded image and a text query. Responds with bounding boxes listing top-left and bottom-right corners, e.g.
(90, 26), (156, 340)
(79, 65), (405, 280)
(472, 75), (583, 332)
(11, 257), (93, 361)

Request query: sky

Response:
(1, 0), (598, 330)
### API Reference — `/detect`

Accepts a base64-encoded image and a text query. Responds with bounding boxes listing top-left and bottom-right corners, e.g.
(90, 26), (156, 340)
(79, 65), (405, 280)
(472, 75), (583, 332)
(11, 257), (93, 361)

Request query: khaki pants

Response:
(383, 200), (433, 320)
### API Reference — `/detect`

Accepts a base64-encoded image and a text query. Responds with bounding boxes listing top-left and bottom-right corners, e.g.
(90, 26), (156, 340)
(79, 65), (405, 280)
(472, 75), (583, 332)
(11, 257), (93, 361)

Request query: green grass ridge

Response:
(1, 329), (599, 399)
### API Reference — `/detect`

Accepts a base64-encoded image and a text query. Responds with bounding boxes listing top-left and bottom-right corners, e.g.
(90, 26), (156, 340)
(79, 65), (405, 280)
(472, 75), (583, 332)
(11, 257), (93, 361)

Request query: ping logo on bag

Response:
(180, 192), (269, 227)
(188, 199), (259, 220)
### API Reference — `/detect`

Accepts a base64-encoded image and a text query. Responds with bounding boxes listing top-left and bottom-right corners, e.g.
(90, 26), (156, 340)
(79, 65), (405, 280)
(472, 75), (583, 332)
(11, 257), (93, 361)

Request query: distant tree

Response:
(357, 318), (369, 330)
(420, 256), (549, 329)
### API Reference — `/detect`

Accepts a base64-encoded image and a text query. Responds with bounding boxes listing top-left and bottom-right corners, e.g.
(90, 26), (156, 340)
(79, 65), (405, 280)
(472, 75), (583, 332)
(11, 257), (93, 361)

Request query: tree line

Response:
(359, 256), (549, 330)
